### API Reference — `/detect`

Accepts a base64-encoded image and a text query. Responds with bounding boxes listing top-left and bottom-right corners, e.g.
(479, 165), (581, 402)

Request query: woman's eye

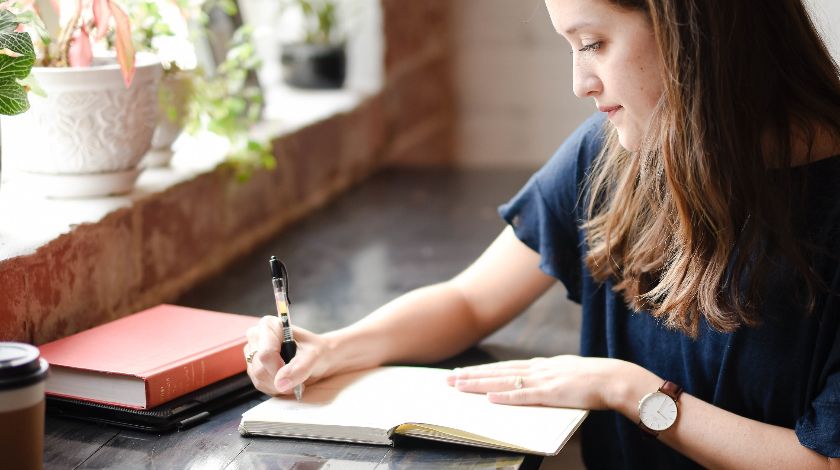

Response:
(578, 42), (602, 53)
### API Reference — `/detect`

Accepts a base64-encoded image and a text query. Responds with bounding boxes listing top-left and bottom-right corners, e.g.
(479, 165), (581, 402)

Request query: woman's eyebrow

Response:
(564, 21), (594, 35)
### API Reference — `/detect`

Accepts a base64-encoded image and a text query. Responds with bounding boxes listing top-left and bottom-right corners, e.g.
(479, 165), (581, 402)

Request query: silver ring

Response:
(245, 348), (257, 364)
(514, 376), (524, 390)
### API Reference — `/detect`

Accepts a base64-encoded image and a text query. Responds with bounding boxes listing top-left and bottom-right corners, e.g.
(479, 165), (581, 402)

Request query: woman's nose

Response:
(572, 64), (602, 99)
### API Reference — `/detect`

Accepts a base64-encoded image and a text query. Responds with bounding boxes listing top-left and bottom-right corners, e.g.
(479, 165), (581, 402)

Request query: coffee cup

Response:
(0, 342), (50, 470)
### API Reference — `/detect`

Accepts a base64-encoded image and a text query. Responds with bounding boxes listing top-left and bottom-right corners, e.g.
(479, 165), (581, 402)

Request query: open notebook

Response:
(239, 366), (588, 456)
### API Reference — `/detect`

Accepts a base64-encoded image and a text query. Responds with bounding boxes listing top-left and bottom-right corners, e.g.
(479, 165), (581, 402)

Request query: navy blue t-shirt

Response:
(499, 114), (840, 468)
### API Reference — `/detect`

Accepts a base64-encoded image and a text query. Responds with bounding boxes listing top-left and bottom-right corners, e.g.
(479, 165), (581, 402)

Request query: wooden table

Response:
(44, 168), (583, 469)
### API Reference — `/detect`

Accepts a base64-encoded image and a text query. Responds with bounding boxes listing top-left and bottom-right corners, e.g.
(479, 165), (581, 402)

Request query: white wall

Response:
(806, 0), (840, 64)
(452, 0), (593, 169)
(453, 0), (840, 170)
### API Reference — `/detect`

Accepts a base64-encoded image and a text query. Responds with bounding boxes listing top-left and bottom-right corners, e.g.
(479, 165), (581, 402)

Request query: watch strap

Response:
(660, 380), (683, 401)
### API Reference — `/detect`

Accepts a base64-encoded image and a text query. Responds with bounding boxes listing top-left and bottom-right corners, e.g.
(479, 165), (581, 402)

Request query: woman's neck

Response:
(789, 121), (840, 166)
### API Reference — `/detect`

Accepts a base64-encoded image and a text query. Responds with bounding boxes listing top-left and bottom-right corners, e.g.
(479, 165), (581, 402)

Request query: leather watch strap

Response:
(660, 380), (683, 401)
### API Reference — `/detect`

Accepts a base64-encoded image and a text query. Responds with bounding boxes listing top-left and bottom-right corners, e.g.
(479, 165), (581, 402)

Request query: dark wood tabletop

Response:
(44, 168), (583, 469)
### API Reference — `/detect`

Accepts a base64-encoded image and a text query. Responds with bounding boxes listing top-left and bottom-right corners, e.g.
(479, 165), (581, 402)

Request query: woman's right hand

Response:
(245, 315), (331, 396)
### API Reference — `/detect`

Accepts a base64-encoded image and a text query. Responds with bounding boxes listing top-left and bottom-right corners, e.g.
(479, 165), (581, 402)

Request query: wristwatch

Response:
(638, 380), (683, 437)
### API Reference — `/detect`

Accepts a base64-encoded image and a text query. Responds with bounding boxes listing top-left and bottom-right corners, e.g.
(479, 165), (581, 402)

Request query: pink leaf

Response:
(109, 0), (135, 87)
(68, 26), (92, 67)
(92, 0), (112, 41)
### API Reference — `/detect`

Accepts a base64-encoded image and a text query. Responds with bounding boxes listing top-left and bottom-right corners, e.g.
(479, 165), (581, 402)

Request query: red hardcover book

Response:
(39, 304), (259, 410)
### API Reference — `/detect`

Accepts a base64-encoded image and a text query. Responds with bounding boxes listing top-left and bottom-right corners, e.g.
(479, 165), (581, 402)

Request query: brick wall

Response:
(0, 1), (455, 344)
(380, 0), (454, 166)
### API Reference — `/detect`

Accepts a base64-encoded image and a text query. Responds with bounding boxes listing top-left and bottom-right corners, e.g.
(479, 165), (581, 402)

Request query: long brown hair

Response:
(584, 0), (840, 336)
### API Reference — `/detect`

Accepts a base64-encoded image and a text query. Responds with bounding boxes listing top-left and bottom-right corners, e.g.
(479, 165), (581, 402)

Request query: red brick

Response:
(0, 258), (31, 342)
(341, 96), (387, 176)
(287, 116), (344, 201)
(382, 0), (450, 74)
(27, 210), (139, 344)
(139, 172), (226, 294)
(384, 56), (454, 143)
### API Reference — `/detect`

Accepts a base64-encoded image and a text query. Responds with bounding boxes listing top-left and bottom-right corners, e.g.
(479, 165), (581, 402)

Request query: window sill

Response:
(0, 84), (386, 344)
(0, 85), (371, 261)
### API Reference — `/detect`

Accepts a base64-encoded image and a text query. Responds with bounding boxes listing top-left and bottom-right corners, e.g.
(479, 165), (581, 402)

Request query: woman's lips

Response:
(599, 105), (623, 119)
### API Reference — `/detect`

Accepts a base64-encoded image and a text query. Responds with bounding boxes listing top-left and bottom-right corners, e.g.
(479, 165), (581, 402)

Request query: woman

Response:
(245, 0), (840, 467)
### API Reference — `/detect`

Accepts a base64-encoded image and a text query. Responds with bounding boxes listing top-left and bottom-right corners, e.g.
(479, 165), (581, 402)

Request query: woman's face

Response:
(545, 0), (663, 151)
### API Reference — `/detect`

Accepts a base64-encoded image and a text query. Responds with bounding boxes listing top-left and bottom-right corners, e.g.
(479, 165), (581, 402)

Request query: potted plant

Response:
(0, 0), (162, 198)
(184, 23), (274, 179)
(279, 0), (345, 89)
(128, 0), (196, 167)
(127, 0), (271, 174)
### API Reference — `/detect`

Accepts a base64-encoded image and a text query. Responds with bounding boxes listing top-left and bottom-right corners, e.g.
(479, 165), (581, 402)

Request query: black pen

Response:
(269, 256), (303, 400)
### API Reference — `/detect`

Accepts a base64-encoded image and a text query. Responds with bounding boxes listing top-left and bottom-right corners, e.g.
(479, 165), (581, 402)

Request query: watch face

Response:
(639, 391), (678, 431)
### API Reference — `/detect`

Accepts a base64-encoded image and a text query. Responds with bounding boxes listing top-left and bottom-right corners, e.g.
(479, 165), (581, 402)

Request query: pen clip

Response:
(271, 256), (291, 305)
(279, 260), (291, 305)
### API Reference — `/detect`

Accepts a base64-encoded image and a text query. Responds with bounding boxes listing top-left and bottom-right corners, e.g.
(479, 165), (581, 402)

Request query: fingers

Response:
(452, 375), (525, 394)
(245, 319), (324, 397)
(458, 360), (533, 372)
(245, 316), (285, 396)
(446, 367), (530, 386)
(256, 315), (282, 354)
(487, 388), (544, 405)
(451, 368), (549, 405)
(273, 326), (317, 393)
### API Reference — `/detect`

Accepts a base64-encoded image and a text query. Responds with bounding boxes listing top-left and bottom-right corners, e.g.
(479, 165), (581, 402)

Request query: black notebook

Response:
(47, 372), (259, 432)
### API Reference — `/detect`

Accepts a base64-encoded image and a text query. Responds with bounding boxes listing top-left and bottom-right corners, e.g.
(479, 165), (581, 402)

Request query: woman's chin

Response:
(616, 130), (641, 152)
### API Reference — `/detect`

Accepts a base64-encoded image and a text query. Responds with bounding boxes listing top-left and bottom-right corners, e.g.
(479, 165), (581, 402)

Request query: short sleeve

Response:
(498, 113), (606, 303)
(795, 271), (840, 457)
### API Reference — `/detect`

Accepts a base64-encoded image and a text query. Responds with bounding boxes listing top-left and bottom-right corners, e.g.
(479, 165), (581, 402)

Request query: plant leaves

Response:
(10, 11), (48, 42)
(91, 0), (112, 41)
(109, 0), (135, 87)
(0, 76), (29, 114)
(18, 72), (43, 97)
(67, 26), (92, 67)
(0, 26), (34, 115)
(0, 8), (18, 33)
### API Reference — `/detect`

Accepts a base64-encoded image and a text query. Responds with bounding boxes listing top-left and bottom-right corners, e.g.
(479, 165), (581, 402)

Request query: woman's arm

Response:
(247, 226), (556, 394)
(614, 364), (839, 470)
(318, 225), (556, 374)
(450, 358), (839, 469)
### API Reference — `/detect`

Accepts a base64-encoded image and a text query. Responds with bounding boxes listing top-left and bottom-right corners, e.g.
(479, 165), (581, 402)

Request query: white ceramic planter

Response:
(143, 70), (193, 167)
(1, 54), (163, 198)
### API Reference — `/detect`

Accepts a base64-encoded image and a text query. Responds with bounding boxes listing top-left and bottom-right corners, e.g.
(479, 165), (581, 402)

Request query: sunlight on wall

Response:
(806, 0), (840, 64)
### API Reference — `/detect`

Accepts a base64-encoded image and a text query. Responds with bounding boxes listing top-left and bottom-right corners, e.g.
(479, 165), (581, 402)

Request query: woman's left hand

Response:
(446, 355), (639, 410)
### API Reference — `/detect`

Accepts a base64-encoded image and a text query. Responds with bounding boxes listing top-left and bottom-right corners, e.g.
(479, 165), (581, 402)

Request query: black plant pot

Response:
(280, 42), (346, 90)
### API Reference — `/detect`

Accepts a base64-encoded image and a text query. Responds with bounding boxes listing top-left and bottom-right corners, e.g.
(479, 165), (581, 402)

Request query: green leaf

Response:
(14, 11), (49, 44)
(19, 73), (45, 98)
(0, 10), (19, 34)
(0, 29), (35, 115)
(0, 78), (28, 114)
